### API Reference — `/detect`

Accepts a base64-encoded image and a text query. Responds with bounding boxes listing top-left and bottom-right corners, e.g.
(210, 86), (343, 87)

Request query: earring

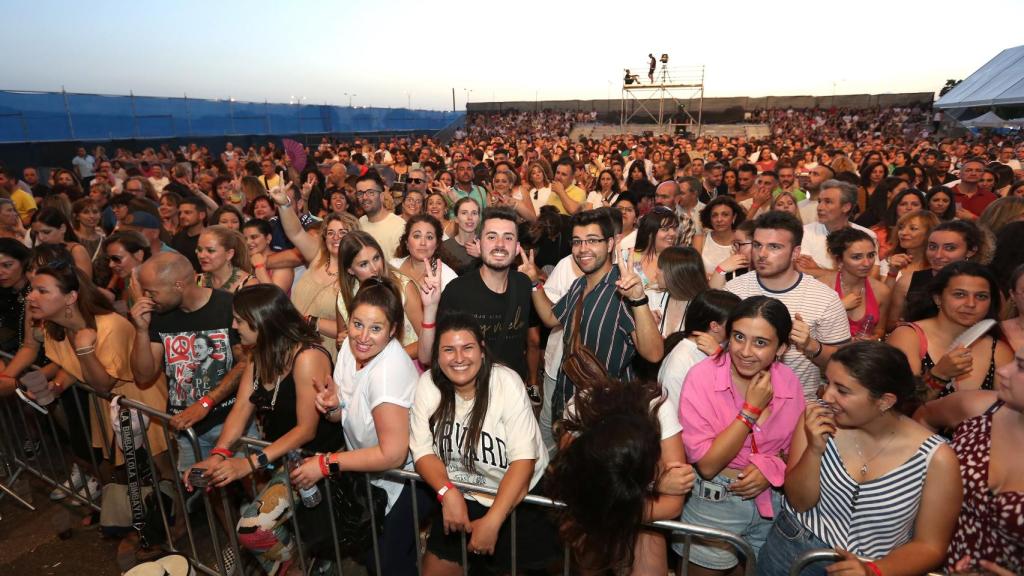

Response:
(64, 305), (72, 320)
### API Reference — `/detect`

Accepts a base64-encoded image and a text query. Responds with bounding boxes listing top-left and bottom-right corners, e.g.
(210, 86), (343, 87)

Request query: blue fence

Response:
(0, 90), (464, 143)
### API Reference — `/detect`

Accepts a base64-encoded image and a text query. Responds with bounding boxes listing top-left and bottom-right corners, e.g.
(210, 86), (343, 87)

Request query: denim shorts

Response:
(755, 508), (831, 576)
(675, 474), (781, 570)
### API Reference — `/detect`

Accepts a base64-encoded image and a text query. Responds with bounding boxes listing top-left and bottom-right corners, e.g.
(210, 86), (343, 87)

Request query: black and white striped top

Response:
(785, 433), (946, 559)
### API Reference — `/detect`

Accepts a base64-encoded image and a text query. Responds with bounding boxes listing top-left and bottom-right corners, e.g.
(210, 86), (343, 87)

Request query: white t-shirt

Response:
(335, 337), (419, 512)
(542, 255), (581, 379)
(528, 187), (551, 213)
(700, 232), (733, 275)
(657, 338), (708, 417)
(725, 272), (851, 399)
(798, 198), (818, 224)
(800, 222), (878, 270)
(410, 365), (547, 507)
(618, 229), (637, 254)
(359, 212), (407, 259)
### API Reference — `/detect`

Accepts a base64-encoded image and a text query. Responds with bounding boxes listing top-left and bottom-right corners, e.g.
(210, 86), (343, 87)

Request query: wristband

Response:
(437, 481), (455, 503)
(865, 561), (882, 576)
(735, 412), (755, 431)
(199, 395), (214, 410)
(715, 265), (727, 276)
(886, 269), (899, 278)
(627, 295), (649, 307)
(210, 447), (234, 460)
(532, 281), (544, 293)
(421, 321), (436, 330)
(254, 262), (266, 270)
(318, 454), (330, 478)
(742, 402), (763, 416)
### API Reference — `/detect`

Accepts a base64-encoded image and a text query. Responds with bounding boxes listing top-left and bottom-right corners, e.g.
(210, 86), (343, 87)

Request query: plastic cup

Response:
(21, 370), (55, 406)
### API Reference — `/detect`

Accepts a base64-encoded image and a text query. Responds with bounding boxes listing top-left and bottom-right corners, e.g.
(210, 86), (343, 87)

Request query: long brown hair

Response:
(233, 284), (320, 386)
(36, 260), (116, 341)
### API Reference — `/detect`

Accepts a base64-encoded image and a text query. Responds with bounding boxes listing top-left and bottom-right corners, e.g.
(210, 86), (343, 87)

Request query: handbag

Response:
(560, 295), (609, 387)
(294, 468), (389, 559)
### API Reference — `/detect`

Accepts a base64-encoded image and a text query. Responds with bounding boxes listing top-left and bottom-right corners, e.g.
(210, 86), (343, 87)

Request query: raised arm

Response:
(267, 183), (320, 262)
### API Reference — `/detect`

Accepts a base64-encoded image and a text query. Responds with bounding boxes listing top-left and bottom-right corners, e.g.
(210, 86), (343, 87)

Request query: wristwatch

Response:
(328, 456), (342, 477)
(627, 295), (650, 307)
(255, 450), (274, 470)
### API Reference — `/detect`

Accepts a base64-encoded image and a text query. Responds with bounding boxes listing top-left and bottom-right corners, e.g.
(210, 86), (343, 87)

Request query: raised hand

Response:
(790, 313), (812, 352)
(419, 259), (442, 309)
(932, 345), (974, 381)
(465, 235), (480, 258)
(268, 181), (294, 207)
(804, 403), (836, 455)
(517, 246), (540, 282)
(615, 252), (645, 301)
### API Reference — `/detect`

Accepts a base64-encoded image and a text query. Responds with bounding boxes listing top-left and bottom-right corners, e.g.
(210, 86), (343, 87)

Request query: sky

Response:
(3, 0), (1022, 111)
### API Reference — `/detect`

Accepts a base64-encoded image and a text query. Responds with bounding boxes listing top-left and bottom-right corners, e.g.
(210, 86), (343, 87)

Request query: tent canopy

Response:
(935, 45), (1024, 110)
(961, 111), (1016, 128)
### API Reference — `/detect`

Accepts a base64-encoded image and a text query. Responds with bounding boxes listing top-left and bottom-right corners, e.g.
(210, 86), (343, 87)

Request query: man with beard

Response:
(355, 172), (405, 258)
(520, 208), (664, 426)
(725, 211), (850, 400)
(426, 207), (533, 381)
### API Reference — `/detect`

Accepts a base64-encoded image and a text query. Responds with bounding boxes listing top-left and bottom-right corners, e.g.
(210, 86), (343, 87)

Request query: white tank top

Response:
(701, 232), (733, 274)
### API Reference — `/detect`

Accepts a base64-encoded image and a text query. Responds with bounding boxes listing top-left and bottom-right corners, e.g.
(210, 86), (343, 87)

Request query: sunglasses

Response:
(408, 178), (425, 184)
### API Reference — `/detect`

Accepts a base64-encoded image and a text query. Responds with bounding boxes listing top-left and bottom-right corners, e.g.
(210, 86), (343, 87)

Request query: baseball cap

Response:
(126, 211), (160, 230)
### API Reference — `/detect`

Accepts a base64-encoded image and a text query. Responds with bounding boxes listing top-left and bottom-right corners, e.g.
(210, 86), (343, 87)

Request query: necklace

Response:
(325, 254), (337, 278)
(852, 426), (898, 478)
(204, 266), (240, 290)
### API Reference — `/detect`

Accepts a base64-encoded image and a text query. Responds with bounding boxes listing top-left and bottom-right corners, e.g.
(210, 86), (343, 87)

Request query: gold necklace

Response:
(852, 427), (898, 478)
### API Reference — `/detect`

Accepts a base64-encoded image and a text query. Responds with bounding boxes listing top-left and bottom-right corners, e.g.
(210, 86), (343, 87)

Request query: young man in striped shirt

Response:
(726, 211), (851, 400)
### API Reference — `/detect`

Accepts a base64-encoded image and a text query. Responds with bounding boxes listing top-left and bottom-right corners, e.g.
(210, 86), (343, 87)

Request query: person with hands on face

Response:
(242, 219), (294, 293)
(520, 209), (664, 426)
(410, 313), (558, 574)
(678, 296), (805, 575)
(182, 284), (339, 576)
(290, 278), (423, 576)
(757, 341), (962, 576)
(440, 197), (481, 276)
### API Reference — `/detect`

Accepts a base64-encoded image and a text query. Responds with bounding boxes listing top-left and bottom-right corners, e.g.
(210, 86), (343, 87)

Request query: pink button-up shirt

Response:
(679, 353), (805, 517)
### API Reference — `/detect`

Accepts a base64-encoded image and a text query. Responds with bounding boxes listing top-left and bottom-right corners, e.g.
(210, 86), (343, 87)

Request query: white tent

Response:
(962, 111), (1012, 128)
(935, 45), (1024, 110)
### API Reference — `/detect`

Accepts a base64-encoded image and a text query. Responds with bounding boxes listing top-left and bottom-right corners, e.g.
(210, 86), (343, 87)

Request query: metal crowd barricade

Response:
(0, 350), (237, 576)
(789, 550), (946, 576)
(228, 433), (758, 576)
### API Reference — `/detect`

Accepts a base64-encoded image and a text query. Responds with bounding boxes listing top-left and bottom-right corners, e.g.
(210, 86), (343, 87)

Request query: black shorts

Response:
(426, 491), (560, 573)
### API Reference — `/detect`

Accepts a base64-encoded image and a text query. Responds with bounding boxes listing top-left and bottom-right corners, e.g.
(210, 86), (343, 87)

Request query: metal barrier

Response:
(0, 351), (235, 576)
(789, 550), (946, 576)
(2, 362), (757, 576)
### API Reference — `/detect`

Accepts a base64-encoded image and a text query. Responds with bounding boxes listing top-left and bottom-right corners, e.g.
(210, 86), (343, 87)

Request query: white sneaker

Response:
(69, 476), (101, 506)
(49, 464), (85, 501)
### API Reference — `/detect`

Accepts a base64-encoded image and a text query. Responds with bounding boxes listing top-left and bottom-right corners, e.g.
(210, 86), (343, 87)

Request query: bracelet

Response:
(532, 281), (544, 293)
(318, 454), (330, 478)
(254, 262), (266, 269)
(199, 395), (214, 410)
(627, 295), (649, 307)
(75, 346), (96, 357)
(924, 373), (950, 391)
(325, 405), (340, 415)
(809, 340), (824, 359)
(437, 481), (455, 503)
(735, 412), (755, 431)
(210, 447), (234, 460)
(865, 561), (882, 576)
(742, 402), (764, 416)
(715, 265), (727, 276)
(421, 321), (436, 329)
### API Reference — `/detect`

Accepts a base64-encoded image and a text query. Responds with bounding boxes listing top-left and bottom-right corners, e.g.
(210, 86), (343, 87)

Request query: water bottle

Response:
(286, 450), (321, 508)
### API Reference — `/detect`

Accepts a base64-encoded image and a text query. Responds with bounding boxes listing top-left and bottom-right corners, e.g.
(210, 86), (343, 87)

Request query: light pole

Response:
(344, 92), (357, 107)
(463, 88), (473, 111)
(405, 92), (411, 109)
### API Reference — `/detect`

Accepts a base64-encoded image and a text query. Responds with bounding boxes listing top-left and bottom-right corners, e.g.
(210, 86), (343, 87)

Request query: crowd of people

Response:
(0, 105), (1022, 576)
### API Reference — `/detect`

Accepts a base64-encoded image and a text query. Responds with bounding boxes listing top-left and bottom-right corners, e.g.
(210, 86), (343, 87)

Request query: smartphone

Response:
(188, 468), (209, 488)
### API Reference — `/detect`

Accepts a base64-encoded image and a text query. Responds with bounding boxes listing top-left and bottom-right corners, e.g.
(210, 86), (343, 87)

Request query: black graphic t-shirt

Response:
(149, 289), (239, 434)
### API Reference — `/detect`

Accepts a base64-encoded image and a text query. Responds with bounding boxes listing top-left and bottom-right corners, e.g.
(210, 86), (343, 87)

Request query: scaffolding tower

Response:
(620, 61), (705, 136)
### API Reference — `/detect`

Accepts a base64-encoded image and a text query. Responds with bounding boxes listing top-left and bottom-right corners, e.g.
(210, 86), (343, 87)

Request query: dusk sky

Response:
(4, 0), (1021, 110)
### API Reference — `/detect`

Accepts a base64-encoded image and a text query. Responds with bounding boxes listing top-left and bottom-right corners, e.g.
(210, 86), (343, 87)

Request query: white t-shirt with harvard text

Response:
(410, 365), (546, 507)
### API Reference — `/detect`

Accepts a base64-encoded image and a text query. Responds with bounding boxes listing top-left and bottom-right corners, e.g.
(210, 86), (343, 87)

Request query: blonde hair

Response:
(771, 191), (803, 224)
(200, 225), (251, 272)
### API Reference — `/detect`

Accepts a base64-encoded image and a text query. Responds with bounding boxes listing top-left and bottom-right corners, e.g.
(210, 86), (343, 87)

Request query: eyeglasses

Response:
(570, 237), (609, 248)
(355, 188), (382, 197)
(731, 241), (752, 250)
